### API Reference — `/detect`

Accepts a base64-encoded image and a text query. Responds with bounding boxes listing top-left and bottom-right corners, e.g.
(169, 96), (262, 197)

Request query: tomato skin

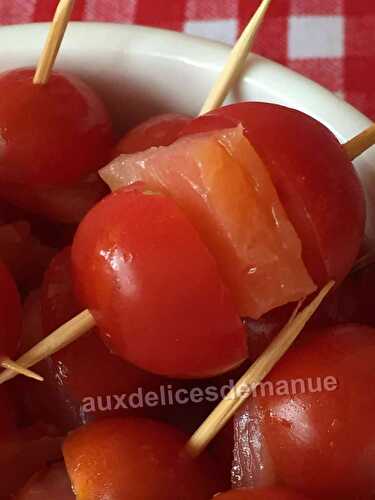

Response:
(233, 324), (375, 499)
(0, 221), (55, 291)
(40, 247), (166, 429)
(16, 462), (74, 500)
(0, 426), (62, 499)
(72, 187), (247, 378)
(0, 173), (109, 224)
(0, 386), (17, 437)
(0, 259), (22, 358)
(312, 262), (375, 328)
(181, 102), (366, 286)
(214, 487), (312, 499)
(114, 113), (190, 156)
(63, 417), (223, 500)
(102, 126), (315, 319)
(0, 68), (114, 186)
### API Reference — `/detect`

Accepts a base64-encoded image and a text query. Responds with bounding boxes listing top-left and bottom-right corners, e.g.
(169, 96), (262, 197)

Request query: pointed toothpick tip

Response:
(0, 358), (44, 382)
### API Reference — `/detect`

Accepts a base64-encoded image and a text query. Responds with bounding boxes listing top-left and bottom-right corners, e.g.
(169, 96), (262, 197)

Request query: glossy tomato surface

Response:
(101, 126), (315, 319)
(214, 487), (312, 499)
(63, 417), (223, 500)
(114, 113), (190, 155)
(40, 247), (166, 429)
(16, 462), (74, 500)
(233, 324), (375, 499)
(0, 259), (22, 357)
(0, 68), (114, 186)
(72, 187), (247, 378)
(182, 102), (366, 287)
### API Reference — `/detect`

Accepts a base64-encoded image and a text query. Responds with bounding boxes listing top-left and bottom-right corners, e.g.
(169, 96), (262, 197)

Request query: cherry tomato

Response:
(0, 385), (17, 437)
(0, 221), (55, 290)
(233, 324), (375, 499)
(214, 487), (312, 499)
(63, 417), (223, 500)
(312, 262), (375, 328)
(72, 187), (247, 378)
(40, 247), (166, 429)
(181, 102), (366, 286)
(0, 425), (62, 499)
(16, 462), (74, 500)
(0, 259), (22, 358)
(114, 113), (191, 156)
(10, 290), (55, 428)
(0, 173), (109, 224)
(0, 68), (114, 187)
(101, 126), (315, 319)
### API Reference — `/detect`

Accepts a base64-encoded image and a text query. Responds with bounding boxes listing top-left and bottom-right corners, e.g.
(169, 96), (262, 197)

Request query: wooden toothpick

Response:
(0, 310), (95, 384)
(33, 0), (75, 85)
(199, 0), (272, 116)
(343, 123), (375, 161)
(185, 281), (334, 458)
(0, 357), (43, 382)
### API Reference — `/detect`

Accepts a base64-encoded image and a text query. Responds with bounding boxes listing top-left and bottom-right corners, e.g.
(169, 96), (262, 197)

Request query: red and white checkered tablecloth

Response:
(1, 0), (374, 120)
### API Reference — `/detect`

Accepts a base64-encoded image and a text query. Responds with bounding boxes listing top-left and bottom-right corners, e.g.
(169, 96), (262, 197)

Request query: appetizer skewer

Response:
(0, 260), (42, 381)
(33, 0), (75, 85)
(1, 98), (367, 385)
(0, 0), (275, 382)
(0, 1), (374, 498)
(199, 0), (272, 115)
(343, 122), (375, 160)
(185, 282), (333, 457)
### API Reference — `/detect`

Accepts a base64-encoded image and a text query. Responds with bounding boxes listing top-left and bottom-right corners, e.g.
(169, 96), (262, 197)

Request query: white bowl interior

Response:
(0, 22), (374, 239)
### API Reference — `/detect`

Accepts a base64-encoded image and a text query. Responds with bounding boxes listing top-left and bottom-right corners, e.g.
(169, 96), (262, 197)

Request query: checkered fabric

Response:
(1, 0), (374, 119)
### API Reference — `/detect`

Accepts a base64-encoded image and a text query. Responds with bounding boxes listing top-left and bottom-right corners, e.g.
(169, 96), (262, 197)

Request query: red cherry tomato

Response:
(114, 113), (190, 156)
(312, 262), (375, 328)
(0, 259), (22, 358)
(63, 417), (224, 500)
(40, 247), (166, 429)
(181, 102), (366, 286)
(233, 324), (375, 499)
(213, 487), (312, 499)
(0, 173), (109, 224)
(0, 425), (62, 499)
(0, 221), (55, 290)
(0, 386), (17, 438)
(72, 187), (247, 378)
(16, 462), (74, 500)
(0, 68), (114, 187)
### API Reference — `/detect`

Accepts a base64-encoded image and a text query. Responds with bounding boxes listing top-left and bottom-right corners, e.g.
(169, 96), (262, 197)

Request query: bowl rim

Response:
(0, 21), (374, 236)
(0, 21), (372, 141)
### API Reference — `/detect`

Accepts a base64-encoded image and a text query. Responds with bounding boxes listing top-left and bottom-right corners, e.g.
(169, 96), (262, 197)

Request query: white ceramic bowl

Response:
(0, 22), (374, 236)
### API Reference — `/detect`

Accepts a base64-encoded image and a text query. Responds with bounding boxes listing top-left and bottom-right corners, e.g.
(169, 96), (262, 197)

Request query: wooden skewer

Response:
(0, 357), (43, 382)
(0, 310), (95, 384)
(185, 281), (334, 458)
(0, 0), (275, 384)
(199, 0), (272, 116)
(33, 0), (75, 85)
(343, 123), (375, 161)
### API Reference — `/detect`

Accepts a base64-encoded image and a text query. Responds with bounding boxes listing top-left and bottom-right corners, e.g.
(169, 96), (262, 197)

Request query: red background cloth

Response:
(1, 0), (374, 119)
